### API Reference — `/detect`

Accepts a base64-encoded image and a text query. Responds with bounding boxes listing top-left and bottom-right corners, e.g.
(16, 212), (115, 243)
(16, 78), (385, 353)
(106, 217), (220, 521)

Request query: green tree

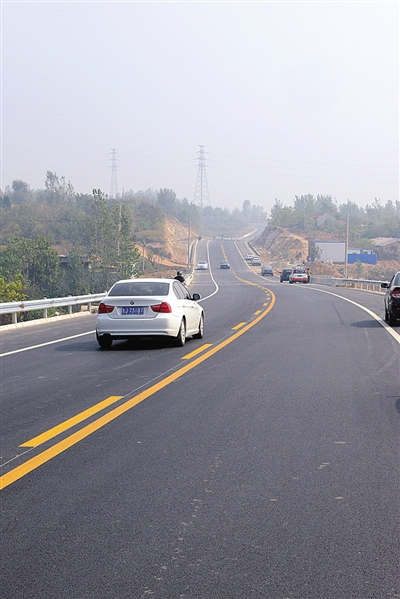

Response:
(134, 201), (165, 232)
(242, 200), (251, 217)
(10, 180), (32, 205)
(1, 195), (11, 209)
(269, 199), (297, 227)
(44, 171), (75, 206)
(157, 189), (177, 215)
(61, 247), (90, 296)
(87, 190), (140, 289)
(315, 194), (337, 215)
(293, 194), (316, 214)
(113, 203), (141, 280)
(0, 236), (60, 298)
(0, 275), (26, 302)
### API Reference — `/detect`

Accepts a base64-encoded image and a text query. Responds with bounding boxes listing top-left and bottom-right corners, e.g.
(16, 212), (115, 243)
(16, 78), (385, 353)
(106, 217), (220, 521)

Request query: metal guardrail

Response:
(0, 271), (388, 326)
(1, 241), (200, 326)
(310, 275), (387, 293)
(0, 293), (107, 324)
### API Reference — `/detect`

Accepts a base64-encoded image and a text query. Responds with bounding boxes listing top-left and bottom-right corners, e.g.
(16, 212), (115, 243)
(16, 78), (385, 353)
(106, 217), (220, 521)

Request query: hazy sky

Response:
(2, 1), (399, 212)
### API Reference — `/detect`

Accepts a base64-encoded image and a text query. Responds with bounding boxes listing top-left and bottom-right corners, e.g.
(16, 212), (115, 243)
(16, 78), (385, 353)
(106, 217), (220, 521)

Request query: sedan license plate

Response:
(121, 306), (144, 315)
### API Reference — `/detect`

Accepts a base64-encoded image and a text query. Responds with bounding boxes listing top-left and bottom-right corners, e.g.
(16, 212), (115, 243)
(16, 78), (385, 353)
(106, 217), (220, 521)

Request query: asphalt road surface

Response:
(1, 238), (399, 598)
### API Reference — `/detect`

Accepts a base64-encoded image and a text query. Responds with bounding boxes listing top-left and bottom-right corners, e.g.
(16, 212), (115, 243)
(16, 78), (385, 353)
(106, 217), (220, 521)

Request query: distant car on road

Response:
(96, 278), (204, 349)
(220, 260), (231, 269)
(196, 261), (208, 270)
(251, 256), (261, 266)
(289, 268), (308, 284)
(381, 272), (400, 325)
(245, 253), (255, 261)
(280, 268), (292, 282)
(261, 265), (273, 276)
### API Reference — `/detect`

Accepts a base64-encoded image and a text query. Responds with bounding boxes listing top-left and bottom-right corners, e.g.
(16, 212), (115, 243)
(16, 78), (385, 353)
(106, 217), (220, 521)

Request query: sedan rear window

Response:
(109, 282), (170, 296)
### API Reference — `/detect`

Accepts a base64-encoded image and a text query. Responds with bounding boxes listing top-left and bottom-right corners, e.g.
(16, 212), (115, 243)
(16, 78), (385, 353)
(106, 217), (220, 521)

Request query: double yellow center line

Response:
(1, 288), (275, 490)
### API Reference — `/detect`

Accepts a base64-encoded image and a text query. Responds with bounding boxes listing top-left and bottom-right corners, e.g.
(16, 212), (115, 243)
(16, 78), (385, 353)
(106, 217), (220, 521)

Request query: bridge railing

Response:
(0, 293), (107, 325)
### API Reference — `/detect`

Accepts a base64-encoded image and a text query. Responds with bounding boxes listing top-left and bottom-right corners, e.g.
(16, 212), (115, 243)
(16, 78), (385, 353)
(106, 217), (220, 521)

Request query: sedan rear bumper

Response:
(96, 314), (181, 338)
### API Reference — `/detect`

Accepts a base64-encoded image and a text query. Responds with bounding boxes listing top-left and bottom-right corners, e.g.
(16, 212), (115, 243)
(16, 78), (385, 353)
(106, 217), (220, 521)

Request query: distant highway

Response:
(1, 238), (399, 599)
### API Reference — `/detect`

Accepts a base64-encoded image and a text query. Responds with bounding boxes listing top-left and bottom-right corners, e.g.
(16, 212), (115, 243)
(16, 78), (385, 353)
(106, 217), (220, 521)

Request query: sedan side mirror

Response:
(381, 282), (389, 289)
(192, 293), (201, 301)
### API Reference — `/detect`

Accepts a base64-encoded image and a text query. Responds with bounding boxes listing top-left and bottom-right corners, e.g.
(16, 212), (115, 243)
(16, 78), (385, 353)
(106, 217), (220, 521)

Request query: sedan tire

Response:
(192, 314), (204, 339)
(174, 319), (186, 347)
(97, 333), (113, 349)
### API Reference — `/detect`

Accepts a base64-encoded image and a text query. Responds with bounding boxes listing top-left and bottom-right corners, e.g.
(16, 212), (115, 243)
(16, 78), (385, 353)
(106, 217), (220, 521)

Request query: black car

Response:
(261, 265), (273, 276)
(280, 268), (292, 282)
(381, 272), (400, 325)
(220, 260), (231, 269)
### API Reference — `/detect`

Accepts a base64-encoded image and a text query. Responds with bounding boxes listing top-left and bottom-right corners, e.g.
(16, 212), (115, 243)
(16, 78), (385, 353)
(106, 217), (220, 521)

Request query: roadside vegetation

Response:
(268, 194), (400, 239)
(1, 175), (398, 311)
(255, 194), (400, 280)
(0, 173), (267, 307)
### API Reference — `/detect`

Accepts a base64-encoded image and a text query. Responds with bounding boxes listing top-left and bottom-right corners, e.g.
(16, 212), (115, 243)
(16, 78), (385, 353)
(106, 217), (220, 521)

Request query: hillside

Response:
(253, 225), (399, 280)
(145, 215), (197, 276)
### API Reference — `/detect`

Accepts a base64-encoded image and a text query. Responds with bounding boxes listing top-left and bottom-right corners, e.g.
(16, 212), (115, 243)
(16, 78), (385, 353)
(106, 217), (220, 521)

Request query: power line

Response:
(206, 153), (398, 172)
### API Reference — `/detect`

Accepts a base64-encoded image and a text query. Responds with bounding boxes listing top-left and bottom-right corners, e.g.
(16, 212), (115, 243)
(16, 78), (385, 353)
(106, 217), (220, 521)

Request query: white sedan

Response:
(289, 269), (308, 284)
(96, 278), (204, 349)
(196, 261), (208, 270)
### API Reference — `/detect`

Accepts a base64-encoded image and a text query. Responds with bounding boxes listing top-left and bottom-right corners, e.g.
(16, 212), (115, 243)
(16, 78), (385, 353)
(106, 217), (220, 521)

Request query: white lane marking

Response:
(312, 287), (400, 344)
(234, 240), (255, 272)
(3, 253), (218, 356)
(0, 331), (94, 358)
(194, 239), (219, 302)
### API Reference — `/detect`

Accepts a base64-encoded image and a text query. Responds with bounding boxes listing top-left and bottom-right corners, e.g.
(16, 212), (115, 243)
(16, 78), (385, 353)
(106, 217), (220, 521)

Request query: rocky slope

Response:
(253, 225), (399, 280)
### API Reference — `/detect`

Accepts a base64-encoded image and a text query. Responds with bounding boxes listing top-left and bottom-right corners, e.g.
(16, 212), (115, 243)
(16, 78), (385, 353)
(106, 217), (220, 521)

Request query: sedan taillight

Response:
(391, 288), (400, 299)
(150, 302), (172, 313)
(98, 302), (115, 314)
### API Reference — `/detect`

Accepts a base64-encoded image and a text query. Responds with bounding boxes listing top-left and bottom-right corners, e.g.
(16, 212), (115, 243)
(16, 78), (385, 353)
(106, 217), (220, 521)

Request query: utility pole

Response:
(345, 212), (349, 279)
(193, 145), (211, 209)
(187, 209), (191, 271)
(109, 149), (119, 199)
(142, 239), (146, 272)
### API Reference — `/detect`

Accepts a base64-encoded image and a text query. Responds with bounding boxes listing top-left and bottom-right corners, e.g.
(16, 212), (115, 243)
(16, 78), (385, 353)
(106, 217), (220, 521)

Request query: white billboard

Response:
(314, 241), (346, 263)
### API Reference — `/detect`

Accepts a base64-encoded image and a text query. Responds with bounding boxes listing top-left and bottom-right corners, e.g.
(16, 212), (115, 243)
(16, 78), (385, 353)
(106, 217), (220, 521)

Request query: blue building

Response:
(347, 248), (377, 265)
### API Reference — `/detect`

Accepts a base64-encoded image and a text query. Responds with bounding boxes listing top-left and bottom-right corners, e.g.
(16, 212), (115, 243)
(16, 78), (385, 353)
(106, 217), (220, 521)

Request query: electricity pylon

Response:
(193, 145), (211, 209)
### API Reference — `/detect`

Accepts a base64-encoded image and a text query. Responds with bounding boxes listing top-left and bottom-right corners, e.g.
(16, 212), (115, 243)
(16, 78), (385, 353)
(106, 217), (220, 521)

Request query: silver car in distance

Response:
(96, 278), (204, 349)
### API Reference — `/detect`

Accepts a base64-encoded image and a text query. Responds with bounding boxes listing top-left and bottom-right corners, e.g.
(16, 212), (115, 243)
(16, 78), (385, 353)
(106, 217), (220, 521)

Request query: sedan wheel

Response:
(388, 311), (397, 326)
(97, 333), (113, 349)
(193, 314), (204, 339)
(174, 319), (186, 346)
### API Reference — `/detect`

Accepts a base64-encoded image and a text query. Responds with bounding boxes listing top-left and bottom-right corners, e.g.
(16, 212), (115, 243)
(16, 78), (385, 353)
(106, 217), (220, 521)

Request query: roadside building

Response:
(371, 238), (400, 260)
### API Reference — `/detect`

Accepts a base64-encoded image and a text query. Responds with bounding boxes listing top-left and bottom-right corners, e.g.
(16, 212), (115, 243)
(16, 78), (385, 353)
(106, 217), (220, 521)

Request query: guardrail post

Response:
(12, 312), (17, 324)
(87, 302), (92, 313)
(68, 305), (72, 314)
(43, 308), (48, 319)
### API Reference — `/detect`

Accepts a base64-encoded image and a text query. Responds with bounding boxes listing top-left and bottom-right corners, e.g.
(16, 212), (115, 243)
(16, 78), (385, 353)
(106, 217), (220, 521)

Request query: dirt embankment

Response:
(254, 226), (308, 265)
(163, 217), (195, 266)
(145, 215), (197, 277)
(253, 225), (399, 279)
